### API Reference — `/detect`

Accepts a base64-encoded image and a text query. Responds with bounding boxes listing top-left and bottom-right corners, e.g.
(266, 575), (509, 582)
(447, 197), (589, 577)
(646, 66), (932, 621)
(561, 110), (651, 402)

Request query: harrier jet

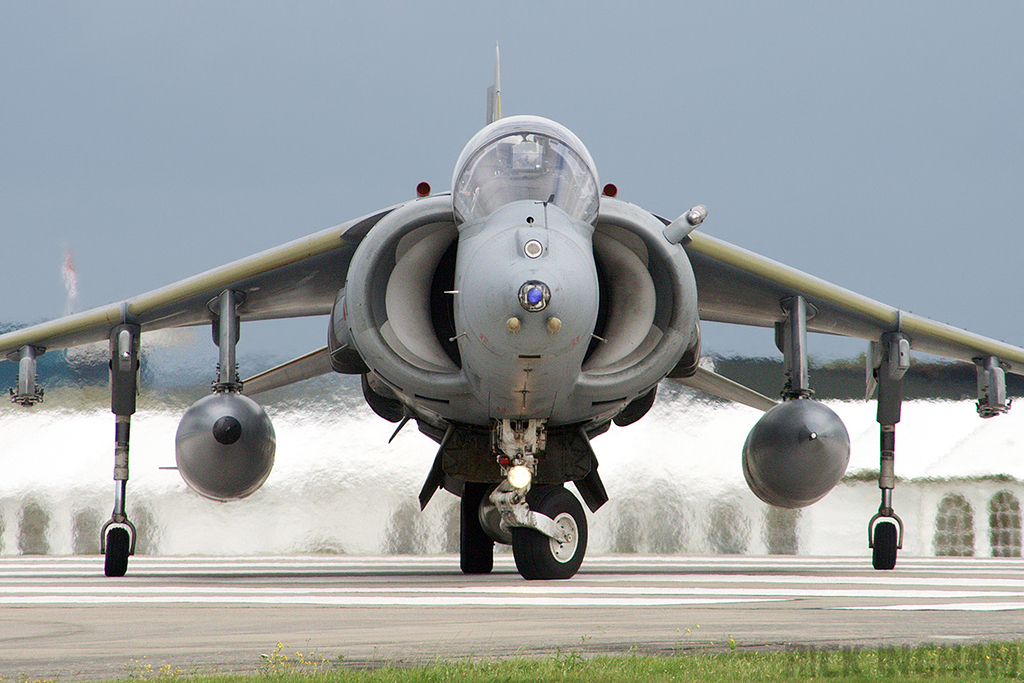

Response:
(3, 54), (1021, 579)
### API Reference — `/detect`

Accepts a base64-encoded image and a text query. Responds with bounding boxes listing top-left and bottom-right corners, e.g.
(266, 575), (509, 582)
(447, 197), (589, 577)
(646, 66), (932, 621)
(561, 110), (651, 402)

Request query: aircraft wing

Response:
(0, 206), (397, 359)
(684, 230), (1024, 375)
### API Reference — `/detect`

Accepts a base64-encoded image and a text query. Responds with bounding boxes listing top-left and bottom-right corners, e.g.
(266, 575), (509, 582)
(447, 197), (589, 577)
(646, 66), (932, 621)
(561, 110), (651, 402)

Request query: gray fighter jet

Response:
(3, 55), (1022, 580)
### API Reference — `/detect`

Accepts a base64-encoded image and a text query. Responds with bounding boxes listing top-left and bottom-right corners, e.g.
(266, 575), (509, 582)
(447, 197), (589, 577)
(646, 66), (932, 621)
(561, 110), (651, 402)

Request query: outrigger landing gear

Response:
(867, 333), (908, 570)
(101, 324), (140, 577)
(869, 420), (902, 570)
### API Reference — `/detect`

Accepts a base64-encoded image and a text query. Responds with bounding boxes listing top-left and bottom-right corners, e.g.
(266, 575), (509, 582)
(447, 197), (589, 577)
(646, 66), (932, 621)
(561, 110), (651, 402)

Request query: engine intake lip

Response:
(342, 196), (471, 413)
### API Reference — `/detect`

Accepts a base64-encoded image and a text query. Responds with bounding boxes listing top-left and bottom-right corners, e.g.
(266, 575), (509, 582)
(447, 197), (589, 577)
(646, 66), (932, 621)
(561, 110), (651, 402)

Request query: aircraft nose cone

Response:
(519, 281), (550, 312)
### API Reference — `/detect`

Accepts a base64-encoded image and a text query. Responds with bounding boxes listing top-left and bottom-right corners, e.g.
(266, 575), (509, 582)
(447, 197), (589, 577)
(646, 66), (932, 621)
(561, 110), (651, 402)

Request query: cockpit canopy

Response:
(452, 115), (600, 225)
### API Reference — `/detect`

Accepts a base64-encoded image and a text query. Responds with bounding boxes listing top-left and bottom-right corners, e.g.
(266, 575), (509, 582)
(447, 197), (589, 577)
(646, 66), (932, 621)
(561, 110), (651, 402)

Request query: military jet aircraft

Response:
(3, 54), (1022, 580)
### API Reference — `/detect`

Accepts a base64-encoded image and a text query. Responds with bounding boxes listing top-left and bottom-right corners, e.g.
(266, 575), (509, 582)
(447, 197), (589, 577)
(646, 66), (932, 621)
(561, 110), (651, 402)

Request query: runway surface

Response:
(2, 554), (1023, 680)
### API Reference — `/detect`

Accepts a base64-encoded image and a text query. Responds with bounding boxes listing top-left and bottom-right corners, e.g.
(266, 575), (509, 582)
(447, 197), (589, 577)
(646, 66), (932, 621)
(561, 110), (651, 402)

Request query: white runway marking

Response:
(0, 555), (1021, 610)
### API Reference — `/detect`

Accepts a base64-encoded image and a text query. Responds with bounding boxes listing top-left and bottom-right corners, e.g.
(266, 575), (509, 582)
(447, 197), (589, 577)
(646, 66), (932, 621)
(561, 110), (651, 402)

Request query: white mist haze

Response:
(1, 376), (1021, 558)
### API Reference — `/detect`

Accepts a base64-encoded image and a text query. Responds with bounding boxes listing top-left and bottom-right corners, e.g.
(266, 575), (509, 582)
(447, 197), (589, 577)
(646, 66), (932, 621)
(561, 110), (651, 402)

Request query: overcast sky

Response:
(2, 2), (1022, 368)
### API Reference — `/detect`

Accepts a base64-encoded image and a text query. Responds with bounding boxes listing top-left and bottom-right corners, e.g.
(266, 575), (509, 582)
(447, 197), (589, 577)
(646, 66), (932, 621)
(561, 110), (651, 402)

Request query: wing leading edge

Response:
(0, 205), (397, 359)
(684, 229), (1024, 375)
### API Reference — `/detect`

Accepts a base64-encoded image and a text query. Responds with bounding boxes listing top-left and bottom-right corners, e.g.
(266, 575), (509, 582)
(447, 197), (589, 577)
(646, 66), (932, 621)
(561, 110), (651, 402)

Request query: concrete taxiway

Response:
(1, 554), (1023, 680)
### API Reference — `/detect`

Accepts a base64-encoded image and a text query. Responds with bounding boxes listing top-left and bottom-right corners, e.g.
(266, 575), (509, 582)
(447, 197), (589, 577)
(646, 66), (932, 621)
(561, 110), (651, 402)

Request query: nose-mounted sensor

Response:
(519, 281), (550, 312)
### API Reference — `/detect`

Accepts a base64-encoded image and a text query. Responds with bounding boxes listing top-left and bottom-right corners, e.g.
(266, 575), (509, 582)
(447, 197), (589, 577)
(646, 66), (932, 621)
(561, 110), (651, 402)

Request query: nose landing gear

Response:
(511, 485), (587, 580)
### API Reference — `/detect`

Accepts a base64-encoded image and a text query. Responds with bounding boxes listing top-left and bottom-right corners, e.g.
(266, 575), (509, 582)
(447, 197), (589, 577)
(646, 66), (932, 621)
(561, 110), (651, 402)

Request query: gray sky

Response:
(2, 2), (1022, 366)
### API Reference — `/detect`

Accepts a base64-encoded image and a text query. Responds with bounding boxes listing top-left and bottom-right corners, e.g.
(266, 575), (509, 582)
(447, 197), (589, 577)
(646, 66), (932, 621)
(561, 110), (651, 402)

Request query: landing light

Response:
(507, 465), (532, 490)
(518, 281), (550, 312)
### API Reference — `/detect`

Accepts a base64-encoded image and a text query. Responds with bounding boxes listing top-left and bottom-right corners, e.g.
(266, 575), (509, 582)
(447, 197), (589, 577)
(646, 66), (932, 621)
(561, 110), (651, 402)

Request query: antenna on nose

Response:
(486, 43), (502, 124)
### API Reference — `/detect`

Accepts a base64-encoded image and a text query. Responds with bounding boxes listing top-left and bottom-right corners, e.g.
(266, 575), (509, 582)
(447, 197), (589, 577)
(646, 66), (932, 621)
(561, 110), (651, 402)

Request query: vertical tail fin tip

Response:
(486, 42), (501, 124)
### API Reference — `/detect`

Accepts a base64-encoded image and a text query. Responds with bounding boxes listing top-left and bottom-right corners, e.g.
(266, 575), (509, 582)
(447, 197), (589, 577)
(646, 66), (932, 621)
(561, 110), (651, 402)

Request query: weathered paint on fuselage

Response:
(454, 200), (600, 420)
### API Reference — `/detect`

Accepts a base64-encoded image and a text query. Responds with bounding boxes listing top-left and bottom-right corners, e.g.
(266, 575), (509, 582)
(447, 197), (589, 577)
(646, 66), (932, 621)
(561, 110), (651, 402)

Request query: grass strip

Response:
(37, 641), (1024, 683)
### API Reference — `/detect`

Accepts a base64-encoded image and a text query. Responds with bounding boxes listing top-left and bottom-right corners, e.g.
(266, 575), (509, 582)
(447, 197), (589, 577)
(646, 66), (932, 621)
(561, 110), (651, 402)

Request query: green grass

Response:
(98, 642), (1024, 683)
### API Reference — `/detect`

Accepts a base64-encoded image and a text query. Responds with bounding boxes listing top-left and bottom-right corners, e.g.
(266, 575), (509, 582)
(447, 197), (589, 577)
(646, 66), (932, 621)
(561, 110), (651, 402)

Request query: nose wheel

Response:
(512, 485), (588, 580)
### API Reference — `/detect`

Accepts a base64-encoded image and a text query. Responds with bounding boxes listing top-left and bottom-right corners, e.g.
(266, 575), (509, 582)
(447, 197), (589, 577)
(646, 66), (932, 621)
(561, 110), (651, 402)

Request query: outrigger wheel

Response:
(512, 484), (588, 580)
(104, 526), (132, 577)
(872, 520), (898, 571)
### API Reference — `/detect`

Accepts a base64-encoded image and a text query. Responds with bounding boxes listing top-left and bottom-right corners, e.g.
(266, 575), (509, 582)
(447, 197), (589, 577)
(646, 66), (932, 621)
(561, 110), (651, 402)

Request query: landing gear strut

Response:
(101, 324), (140, 577)
(867, 333), (907, 570)
(485, 419), (593, 580)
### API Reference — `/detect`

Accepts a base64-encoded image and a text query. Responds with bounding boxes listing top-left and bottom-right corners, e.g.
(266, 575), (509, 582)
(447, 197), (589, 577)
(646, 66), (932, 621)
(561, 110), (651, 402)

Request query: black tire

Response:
(460, 482), (494, 574)
(872, 520), (898, 571)
(512, 485), (588, 580)
(104, 527), (131, 577)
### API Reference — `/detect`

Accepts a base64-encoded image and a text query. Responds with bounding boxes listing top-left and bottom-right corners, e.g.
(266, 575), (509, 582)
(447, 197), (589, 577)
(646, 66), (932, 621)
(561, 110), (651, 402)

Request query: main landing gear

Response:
(460, 482), (494, 574)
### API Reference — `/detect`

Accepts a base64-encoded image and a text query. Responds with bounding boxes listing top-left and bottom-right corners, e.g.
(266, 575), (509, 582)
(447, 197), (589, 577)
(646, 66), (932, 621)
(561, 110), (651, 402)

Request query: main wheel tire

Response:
(460, 482), (494, 574)
(104, 527), (131, 577)
(512, 485), (588, 580)
(872, 520), (898, 570)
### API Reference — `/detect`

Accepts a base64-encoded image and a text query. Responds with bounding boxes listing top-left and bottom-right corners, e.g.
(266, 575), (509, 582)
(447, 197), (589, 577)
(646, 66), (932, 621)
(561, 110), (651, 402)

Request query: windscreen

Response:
(452, 116), (600, 225)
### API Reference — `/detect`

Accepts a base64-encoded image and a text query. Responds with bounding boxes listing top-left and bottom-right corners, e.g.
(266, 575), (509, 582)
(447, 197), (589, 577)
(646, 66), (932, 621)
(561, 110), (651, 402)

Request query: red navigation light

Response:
(416, 182), (431, 197)
(497, 454), (511, 467)
(602, 183), (618, 198)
